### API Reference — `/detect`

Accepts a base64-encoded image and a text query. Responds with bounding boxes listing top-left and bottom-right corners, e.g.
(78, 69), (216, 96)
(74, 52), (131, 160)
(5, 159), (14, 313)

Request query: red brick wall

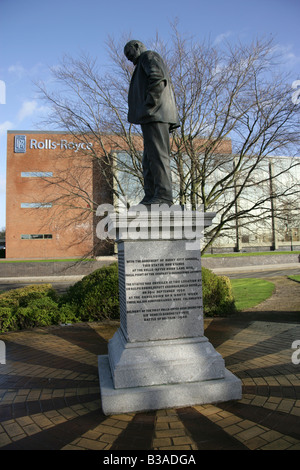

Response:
(6, 132), (107, 259)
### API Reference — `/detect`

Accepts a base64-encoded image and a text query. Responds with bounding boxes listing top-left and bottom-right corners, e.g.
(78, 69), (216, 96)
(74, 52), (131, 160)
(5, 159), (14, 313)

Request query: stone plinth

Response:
(98, 208), (242, 415)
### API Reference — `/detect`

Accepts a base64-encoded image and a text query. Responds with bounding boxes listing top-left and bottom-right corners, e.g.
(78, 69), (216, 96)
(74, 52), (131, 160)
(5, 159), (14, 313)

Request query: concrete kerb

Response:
(209, 262), (300, 275)
(201, 253), (300, 269)
(0, 275), (85, 284)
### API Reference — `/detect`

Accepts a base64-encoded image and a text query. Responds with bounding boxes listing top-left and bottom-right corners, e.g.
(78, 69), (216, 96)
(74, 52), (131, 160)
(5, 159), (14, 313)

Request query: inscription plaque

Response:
(118, 239), (204, 342)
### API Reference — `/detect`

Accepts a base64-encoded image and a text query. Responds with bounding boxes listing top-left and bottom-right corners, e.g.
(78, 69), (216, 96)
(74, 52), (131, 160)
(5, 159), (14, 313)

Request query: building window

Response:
(21, 202), (52, 208)
(21, 172), (53, 177)
(21, 234), (53, 240)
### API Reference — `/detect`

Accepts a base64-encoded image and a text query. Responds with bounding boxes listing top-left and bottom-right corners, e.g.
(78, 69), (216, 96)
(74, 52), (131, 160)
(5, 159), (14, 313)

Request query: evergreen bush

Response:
(62, 263), (119, 321)
(0, 307), (17, 332)
(201, 267), (236, 316)
(0, 284), (77, 332)
(64, 264), (235, 320)
(0, 263), (235, 332)
(0, 284), (57, 309)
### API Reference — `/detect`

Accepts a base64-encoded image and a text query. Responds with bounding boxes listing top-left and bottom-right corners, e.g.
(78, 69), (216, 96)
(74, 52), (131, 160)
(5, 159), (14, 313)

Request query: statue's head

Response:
(124, 40), (147, 65)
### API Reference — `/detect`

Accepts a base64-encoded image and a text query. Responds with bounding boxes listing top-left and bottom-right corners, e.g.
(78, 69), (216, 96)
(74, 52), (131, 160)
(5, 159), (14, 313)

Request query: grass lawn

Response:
(203, 250), (300, 258)
(0, 258), (95, 263)
(288, 275), (300, 283)
(231, 278), (275, 311)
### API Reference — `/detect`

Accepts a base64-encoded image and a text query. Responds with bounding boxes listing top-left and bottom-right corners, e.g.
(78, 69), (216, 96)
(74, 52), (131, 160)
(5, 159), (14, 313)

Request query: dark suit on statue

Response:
(127, 50), (179, 204)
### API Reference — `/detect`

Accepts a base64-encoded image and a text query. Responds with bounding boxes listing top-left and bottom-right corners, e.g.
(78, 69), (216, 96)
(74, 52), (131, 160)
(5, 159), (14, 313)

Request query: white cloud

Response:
(213, 31), (234, 45)
(8, 64), (27, 79)
(8, 62), (45, 80)
(272, 43), (300, 67)
(0, 121), (14, 136)
(17, 100), (49, 122)
(17, 100), (39, 121)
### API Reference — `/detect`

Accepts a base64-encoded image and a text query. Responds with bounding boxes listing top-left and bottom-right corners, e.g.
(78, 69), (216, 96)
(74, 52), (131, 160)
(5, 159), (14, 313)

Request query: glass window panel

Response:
(21, 234), (52, 239)
(21, 203), (52, 208)
(21, 172), (53, 177)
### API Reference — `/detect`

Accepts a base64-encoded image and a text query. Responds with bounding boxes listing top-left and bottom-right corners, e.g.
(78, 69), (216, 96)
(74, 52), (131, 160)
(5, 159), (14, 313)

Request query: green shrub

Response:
(64, 263), (234, 321)
(201, 267), (236, 316)
(17, 297), (60, 329)
(0, 284), (77, 332)
(56, 303), (79, 325)
(62, 263), (119, 321)
(0, 307), (17, 332)
(16, 297), (77, 330)
(0, 263), (235, 333)
(0, 284), (57, 309)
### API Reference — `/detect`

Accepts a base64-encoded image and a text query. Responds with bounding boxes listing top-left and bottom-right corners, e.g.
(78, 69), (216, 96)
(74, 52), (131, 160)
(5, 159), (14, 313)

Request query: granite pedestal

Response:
(98, 208), (242, 415)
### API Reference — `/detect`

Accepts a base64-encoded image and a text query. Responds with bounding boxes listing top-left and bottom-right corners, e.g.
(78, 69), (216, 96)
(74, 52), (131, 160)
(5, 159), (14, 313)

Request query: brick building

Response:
(6, 130), (233, 260)
(7, 130), (298, 258)
(6, 131), (113, 259)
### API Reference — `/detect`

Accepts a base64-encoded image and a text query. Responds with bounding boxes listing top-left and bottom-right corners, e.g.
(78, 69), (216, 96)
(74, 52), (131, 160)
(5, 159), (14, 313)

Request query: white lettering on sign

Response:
(29, 139), (93, 152)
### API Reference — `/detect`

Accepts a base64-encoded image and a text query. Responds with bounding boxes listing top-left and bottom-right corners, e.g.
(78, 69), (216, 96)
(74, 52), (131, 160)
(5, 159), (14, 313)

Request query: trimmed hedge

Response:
(0, 263), (235, 332)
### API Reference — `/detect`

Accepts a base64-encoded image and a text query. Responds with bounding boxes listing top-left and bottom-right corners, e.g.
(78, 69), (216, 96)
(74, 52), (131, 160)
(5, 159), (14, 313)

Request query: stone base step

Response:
(98, 355), (242, 415)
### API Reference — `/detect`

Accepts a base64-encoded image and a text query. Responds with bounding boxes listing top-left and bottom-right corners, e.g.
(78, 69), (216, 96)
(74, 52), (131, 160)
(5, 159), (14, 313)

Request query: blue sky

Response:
(1, 0), (300, 229)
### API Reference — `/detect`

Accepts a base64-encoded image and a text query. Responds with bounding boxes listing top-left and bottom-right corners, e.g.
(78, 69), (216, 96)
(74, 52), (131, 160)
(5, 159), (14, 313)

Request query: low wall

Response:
(201, 253), (300, 269)
(0, 257), (117, 278)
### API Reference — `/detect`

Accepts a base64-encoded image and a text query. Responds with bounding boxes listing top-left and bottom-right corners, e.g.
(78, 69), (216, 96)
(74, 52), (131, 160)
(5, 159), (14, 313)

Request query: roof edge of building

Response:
(7, 130), (232, 141)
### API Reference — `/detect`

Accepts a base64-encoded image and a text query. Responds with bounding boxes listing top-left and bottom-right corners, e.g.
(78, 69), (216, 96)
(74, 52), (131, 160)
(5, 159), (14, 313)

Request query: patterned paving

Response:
(0, 318), (299, 450)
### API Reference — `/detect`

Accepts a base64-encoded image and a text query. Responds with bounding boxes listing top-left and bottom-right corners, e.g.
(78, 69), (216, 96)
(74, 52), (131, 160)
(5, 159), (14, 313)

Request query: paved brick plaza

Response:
(0, 310), (299, 450)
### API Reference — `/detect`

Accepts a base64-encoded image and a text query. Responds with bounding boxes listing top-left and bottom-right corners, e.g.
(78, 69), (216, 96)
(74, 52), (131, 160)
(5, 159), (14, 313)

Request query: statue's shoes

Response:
(144, 198), (173, 206)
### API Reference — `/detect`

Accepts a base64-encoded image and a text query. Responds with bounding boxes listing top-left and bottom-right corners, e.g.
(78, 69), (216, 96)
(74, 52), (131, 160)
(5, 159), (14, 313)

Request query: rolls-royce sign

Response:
(14, 135), (93, 153)
(14, 135), (26, 153)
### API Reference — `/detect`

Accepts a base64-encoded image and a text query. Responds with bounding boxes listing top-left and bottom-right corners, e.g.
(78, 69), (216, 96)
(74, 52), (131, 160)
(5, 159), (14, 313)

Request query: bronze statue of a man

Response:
(124, 40), (179, 206)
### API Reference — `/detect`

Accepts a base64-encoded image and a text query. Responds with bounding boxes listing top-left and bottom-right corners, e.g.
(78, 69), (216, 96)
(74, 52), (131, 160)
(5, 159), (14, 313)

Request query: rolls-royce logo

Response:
(14, 135), (26, 153)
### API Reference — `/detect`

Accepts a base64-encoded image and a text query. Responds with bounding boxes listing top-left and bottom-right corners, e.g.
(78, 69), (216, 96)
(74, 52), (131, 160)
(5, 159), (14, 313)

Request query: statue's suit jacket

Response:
(127, 50), (179, 130)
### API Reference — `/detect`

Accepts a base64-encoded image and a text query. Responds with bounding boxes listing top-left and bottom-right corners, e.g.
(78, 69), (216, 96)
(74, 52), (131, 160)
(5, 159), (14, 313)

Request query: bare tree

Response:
(36, 25), (300, 253)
